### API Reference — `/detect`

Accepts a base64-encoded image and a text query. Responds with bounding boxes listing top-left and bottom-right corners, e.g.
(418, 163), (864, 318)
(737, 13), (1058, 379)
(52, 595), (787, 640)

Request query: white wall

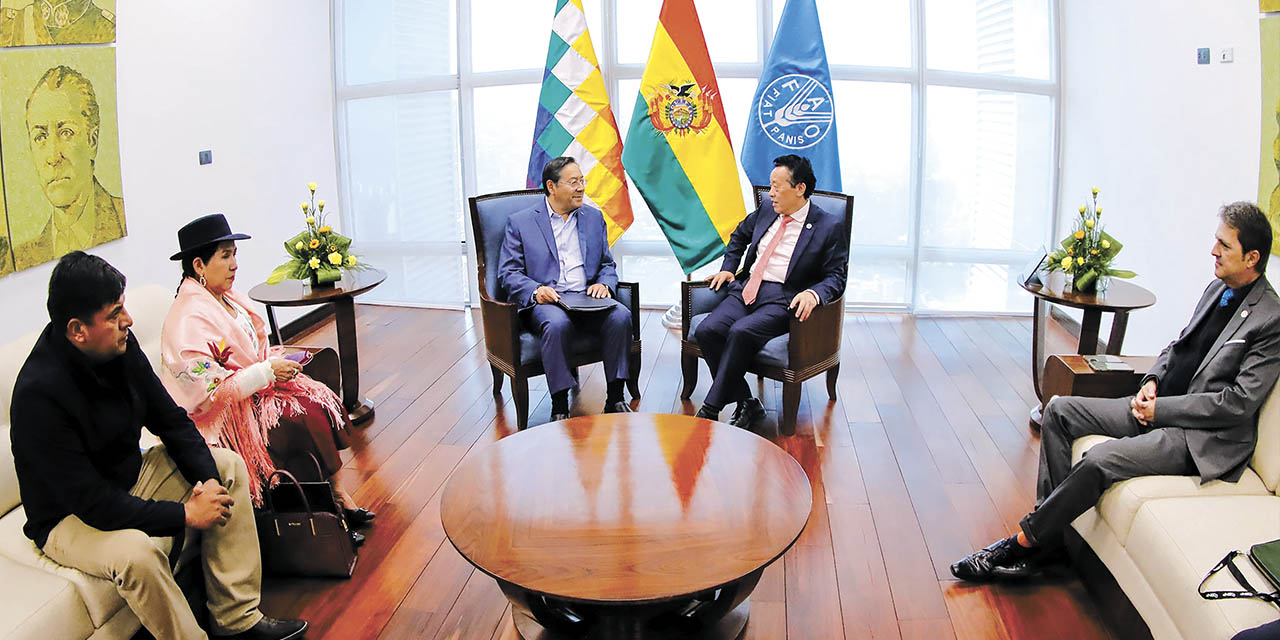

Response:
(0, 0), (338, 337)
(1059, 0), (1266, 353)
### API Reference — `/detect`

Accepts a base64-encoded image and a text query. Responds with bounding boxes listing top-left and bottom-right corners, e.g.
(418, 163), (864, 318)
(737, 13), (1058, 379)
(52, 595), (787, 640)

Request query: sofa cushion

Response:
(0, 328), (42, 431)
(1128, 495), (1280, 640)
(0, 427), (19, 518)
(124, 284), (173, 372)
(1072, 435), (1273, 545)
(1252, 380), (1280, 493)
(0, 557), (95, 640)
(688, 312), (789, 369)
(0, 507), (130, 628)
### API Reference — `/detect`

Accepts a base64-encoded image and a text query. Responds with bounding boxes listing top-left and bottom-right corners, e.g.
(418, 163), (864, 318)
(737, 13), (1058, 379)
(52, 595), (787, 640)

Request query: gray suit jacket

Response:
(1144, 276), (1280, 482)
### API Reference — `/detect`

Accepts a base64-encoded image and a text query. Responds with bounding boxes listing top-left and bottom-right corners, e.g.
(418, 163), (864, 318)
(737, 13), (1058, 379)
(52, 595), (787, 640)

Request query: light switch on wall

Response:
(1219, 48), (1233, 63)
(1197, 47), (1210, 64)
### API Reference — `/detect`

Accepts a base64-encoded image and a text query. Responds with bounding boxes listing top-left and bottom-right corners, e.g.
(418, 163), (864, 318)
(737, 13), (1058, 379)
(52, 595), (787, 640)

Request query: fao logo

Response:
(756, 74), (834, 150)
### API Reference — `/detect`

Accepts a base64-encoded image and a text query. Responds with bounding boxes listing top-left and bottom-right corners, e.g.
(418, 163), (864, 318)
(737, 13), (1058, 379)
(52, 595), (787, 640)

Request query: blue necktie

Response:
(1219, 289), (1234, 307)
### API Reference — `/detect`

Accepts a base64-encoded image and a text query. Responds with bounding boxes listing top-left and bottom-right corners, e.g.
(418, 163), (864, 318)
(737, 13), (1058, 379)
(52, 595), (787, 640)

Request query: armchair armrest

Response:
(478, 293), (522, 367)
(681, 280), (729, 339)
(616, 281), (641, 336)
(787, 294), (844, 372)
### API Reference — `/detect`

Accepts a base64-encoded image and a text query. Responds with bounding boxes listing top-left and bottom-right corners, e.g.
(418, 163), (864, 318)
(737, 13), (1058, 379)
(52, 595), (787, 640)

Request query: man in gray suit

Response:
(953, 201), (1280, 581)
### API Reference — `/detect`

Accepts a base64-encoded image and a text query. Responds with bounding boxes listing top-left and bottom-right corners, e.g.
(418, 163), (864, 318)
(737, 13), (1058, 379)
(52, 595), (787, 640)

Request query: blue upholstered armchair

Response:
(468, 189), (642, 430)
(680, 187), (853, 436)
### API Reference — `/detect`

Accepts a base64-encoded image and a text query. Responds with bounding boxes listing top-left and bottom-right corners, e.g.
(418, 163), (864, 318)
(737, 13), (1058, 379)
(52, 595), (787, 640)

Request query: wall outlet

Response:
(1197, 48), (1210, 64)
(198, 150), (212, 165)
(1220, 48), (1234, 63)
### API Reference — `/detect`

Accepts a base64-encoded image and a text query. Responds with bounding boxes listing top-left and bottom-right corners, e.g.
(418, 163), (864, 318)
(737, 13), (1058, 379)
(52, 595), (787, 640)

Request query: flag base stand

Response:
(662, 303), (682, 329)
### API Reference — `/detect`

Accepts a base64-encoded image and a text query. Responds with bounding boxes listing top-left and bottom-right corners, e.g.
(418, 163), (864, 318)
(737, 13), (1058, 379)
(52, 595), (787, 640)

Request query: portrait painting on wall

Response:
(0, 45), (124, 272)
(1263, 16), (1280, 254)
(0, 0), (115, 47)
(1265, 1), (1280, 13)
(0, 191), (13, 277)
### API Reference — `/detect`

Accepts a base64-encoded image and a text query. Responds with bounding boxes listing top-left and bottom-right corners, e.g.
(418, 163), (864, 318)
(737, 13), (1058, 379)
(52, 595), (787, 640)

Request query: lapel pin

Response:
(806, 223), (813, 229)
(1242, 309), (1250, 318)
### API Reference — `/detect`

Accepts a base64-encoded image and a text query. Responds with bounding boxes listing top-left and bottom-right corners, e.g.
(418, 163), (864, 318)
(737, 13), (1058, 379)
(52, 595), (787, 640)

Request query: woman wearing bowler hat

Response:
(159, 213), (374, 537)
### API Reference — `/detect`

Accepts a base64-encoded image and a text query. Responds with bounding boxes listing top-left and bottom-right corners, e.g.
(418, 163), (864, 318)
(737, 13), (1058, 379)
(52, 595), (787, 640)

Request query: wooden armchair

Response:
(680, 187), (853, 436)
(468, 189), (642, 430)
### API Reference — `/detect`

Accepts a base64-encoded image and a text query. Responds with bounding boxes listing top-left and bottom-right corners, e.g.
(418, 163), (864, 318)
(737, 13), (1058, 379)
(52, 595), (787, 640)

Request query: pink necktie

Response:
(742, 215), (794, 305)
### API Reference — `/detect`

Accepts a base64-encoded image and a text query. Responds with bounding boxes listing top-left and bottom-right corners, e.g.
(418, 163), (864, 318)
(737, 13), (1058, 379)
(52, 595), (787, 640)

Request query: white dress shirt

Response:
(546, 198), (586, 293)
(752, 201), (821, 303)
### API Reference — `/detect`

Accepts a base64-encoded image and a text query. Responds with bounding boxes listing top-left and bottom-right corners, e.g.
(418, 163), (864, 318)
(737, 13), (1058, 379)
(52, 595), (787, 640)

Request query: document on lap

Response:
(555, 291), (614, 313)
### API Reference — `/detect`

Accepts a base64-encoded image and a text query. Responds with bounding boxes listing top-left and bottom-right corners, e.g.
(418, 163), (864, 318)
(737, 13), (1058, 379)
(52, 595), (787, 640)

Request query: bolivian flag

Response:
(622, 0), (747, 274)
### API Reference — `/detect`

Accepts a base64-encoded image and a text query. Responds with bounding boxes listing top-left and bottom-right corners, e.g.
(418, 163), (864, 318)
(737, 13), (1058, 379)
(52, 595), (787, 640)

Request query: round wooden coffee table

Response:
(440, 413), (811, 639)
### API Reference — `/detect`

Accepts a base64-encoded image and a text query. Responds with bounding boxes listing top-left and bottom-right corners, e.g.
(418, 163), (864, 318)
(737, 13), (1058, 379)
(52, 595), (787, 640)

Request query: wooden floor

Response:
(261, 305), (1116, 640)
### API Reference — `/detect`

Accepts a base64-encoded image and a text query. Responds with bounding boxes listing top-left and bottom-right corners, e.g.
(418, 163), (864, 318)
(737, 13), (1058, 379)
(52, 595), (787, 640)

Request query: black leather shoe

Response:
(950, 537), (1036, 582)
(729, 398), (766, 430)
(694, 406), (719, 420)
(343, 507), (376, 529)
(603, 401), (632, 414)
(351, 531), (365, 548)
(550, 412), (571, 422)
(224, 616), (308, 640)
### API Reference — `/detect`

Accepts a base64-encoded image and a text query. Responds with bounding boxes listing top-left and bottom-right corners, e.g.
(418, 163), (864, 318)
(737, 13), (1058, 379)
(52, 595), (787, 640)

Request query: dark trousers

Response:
(692, 281), (791, 409)
(525, 299), (631, 395)
(1020, 395), (1197, 547)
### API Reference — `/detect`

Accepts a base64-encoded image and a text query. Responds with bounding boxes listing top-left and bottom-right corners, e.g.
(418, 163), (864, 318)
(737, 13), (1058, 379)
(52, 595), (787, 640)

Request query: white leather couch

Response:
(0, 284), (173, 640)
(1070, 384), (1280, 639)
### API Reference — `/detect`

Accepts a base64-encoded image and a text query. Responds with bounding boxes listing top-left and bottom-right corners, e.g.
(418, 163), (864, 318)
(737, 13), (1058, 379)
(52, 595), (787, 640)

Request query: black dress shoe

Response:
(550, 412), (571, 422)
(603, 400), (632, 414)
(343, 507), (376, 529)
(223, 616), (308, 640)
(351, 531), (365, 547)
(694, 406), (719, 420)
(729, 398), (766, 430)
(950, 537), (1037, 582)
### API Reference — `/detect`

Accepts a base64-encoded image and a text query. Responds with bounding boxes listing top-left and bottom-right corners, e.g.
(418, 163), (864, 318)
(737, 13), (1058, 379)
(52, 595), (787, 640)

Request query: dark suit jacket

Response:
(720, 199), (848, 303)
(1144, 276), (1280, 482)
(497, 199), (619, 310)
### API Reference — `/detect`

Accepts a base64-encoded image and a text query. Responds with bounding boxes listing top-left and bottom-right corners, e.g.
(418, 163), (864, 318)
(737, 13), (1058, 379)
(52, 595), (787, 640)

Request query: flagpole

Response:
(662, 274), (690, 329)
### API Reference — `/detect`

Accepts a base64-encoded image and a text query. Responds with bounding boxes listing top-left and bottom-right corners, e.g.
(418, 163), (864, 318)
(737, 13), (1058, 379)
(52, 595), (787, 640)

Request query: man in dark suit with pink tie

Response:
(693, 155), (848, 431)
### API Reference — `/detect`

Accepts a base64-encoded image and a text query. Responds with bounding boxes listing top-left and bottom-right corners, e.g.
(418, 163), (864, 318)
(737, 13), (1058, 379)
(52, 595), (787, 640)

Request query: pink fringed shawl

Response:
(160, 279), (344, 501)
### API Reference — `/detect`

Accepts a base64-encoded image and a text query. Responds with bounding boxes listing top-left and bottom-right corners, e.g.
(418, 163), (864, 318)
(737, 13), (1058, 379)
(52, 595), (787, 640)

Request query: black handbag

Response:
(1198, 539), (1280, 607)
(255, 469), (357, 578)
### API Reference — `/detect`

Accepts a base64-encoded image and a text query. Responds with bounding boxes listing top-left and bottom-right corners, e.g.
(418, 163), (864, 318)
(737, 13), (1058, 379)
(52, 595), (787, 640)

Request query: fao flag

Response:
(741, 0), (840, 191)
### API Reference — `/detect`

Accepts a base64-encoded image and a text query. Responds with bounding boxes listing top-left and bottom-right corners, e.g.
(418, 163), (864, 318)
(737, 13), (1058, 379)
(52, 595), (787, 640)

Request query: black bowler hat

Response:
(170, 213), (251, 260)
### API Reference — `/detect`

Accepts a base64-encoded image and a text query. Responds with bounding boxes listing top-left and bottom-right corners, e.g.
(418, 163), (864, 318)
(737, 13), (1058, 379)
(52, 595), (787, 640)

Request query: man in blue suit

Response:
(693, 155), (848, 431)
(498, 157), (633, 421)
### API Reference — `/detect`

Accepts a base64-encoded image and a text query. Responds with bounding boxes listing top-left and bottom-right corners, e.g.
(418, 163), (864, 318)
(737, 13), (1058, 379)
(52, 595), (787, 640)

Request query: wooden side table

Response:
(248, 268), (386, 425)
(1040, 354), (1156, 408)
(1022, 278), (1156, 428)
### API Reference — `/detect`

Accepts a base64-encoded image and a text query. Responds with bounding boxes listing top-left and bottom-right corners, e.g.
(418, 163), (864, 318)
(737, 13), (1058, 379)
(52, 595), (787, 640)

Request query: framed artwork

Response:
(0, 45), (125, 272)
(1263, 16), (1280, 254)
(1264, 1), (1280, 12)
(0, 0), (115, 47)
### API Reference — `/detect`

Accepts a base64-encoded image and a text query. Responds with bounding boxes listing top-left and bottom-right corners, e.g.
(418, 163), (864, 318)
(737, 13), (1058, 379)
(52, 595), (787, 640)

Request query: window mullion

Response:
(458, 0), (479, 307)
(908, 0), (926, 313)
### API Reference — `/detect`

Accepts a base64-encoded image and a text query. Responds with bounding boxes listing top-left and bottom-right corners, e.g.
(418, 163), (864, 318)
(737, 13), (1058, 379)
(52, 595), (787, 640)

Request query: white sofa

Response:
(1070, 383), (1280, 640)
(0, 284), (173, 640)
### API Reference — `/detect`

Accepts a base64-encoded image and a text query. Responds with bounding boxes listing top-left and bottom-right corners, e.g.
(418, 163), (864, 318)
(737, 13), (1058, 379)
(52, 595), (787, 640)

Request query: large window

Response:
(335, 0), (1059, 313)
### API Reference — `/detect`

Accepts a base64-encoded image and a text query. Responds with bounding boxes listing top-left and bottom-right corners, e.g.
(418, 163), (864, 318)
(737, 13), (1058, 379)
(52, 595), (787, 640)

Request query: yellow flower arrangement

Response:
(267, 183), (369, 286)
(1043, 188), (1135, 292)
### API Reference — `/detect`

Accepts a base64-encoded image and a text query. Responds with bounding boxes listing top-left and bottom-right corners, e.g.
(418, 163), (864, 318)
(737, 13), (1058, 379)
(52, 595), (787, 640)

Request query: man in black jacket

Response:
(9, 252), (305, 640)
